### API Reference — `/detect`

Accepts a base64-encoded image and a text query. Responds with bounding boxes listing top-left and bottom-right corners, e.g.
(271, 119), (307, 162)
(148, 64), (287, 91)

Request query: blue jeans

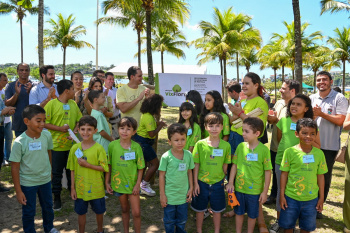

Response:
(21, 181), (54, 233)
(51, 150), (71, 194)
(164, 203), (188, 233)
(3, 121), (12, 161)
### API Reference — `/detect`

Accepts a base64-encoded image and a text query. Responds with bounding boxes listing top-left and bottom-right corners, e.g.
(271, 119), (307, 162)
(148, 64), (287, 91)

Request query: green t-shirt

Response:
(232, 142), (272, 195)
(193, 139), (231, 184)
(159, 149), (195, 205)
(91, 109), (111, 154)
(67, 142), (109, 201)
(137, 113), (157, 139)
(184, 122), (201, 150)
(231, 96), (268, 136)
(9, 131), (53, 187)
(276, 117), (300, 165)
(203, 112), (230, 139)
(45, 98), (82, 151)
(280, 146), (328, 201)
(108, 140), (145, 194)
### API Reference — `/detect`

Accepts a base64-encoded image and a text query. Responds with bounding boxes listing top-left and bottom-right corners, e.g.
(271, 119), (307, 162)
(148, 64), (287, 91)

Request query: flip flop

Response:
(222, 210), (235, 218)
(258, 223), (269, 233)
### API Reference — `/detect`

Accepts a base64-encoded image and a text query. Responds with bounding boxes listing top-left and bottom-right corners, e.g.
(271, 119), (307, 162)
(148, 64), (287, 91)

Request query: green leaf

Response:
(17, 0), (34, 8)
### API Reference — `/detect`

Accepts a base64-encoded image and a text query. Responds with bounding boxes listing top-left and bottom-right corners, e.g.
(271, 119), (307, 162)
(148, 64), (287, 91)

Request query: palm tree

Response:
(320, 0), (350, 14)
(0, 0), (41, 62)
(43, 13), (94, 79)
(328, 27), (350, 93)
(292, 0), (303, 92)
(38, 0), (50, 67)
(258, 42), (280, 100)
(229, 46), (258, 73)
(139, 26), (188, 73)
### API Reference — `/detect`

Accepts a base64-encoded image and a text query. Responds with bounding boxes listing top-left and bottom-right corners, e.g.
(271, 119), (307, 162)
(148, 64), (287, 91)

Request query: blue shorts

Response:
(234, 191), (260, 219)
(74, 197), (106, 215)
(191, 179), (226, 213)
(133, 134), (157, 162)
(228, 131), (244, 155)
(279, 195), (318, 232)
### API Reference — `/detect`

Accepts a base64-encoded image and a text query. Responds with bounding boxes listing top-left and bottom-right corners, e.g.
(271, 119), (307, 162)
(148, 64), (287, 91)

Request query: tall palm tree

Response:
(320, 0), (350, 14)
(292, 0), (303, 92)
(0, 0), (41, 62)
(229, 46), (258, 73)
(139, 26), (188, 73)
(43, 13), (94, 79)
(38, 0), (50, 67)
(328, 27), (350, 93)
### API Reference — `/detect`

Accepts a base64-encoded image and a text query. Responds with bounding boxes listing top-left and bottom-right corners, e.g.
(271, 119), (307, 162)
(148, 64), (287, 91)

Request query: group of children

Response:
(9, 76), (328, 233)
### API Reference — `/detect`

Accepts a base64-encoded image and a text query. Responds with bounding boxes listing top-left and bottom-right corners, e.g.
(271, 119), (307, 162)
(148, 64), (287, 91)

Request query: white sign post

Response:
(155, 73), (222, 107)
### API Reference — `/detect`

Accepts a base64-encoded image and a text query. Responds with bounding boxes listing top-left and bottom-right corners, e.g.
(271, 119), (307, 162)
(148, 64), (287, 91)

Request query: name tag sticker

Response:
(303, 154), (315, 163)
(187, 128), (193, 136)
(179, 163), (186, 171)
(29, 141), (42, 151)
(124, 152), (136, 161)
(75, 148), (83, 159)
(247, 153), (258, 161)
(213, 149), (223, 157)
(63, 104), (70, 110)
(290, 123), (297, 131)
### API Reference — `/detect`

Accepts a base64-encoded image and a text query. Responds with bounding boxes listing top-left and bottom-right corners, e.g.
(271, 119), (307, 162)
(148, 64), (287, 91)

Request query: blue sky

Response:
(0, 0), (349, 78)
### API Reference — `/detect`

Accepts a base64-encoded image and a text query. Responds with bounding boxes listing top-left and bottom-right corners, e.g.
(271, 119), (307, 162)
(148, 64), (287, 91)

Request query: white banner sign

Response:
(155, 73), (222, 107)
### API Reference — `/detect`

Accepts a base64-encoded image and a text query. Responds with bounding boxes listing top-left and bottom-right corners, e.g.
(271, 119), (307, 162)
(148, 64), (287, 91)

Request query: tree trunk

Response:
(274, 68), (277, 101)
(293, 0), (303, 94)
(223, 58), (228, 103)
(343, 60), (346, 94)
(282, 65), (285, 83)
(314, 70), (317, 94)
(292, 68), (295, 80)
(161, 51), (164, 73)
(38, 0), (44, 67)
(146, 9), (154, 84)
(220, 59), (224, 96)
(20, 18), (23, 63)
(236, 52), (239, 82)
(137, 29), (141, 68)
(63, 47), (66, 79)
(246, 66), (249, 73)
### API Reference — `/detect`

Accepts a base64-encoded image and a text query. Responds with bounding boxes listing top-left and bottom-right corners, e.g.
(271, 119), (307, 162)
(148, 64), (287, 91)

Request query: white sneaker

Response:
(140, 182), (156, 196)
(270, 221), (280, 233)
(49, 228), (60, 233)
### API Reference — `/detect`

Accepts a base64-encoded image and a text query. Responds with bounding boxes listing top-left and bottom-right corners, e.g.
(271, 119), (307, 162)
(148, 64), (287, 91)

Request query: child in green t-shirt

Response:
(44, 79), (82, 211)
(191, 112), (231, 233)
(10, 105), (59, 233)
(133, 94), (166, 197)
(106, 117), (145, 233)
(159, 123), (195, 232)
(178, 101), (201, 152)
(67, 116), (109, 233)
(88, 90), (114, 154)
(226, 117), (272, 233)
(279, 118), (328, 233)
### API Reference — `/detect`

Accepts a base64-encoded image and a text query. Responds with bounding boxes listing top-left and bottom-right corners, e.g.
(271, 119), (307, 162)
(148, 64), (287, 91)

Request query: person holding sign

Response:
(10, 105), (60, 233)
(191, 112), (231, 233)
(271, 94), (320, 233)
(106, 117), (145, 233)
(67, 116), (109, 233)
(279, 118), (327, 233)
(226, 117), (272, 233)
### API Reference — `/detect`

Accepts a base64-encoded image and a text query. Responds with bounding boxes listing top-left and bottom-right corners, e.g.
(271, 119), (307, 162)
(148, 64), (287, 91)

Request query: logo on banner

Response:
(165, 84), (186, 96)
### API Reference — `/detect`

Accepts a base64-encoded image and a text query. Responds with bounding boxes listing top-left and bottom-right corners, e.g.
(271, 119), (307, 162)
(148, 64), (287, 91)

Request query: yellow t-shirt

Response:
(137, 113), (157, 139)
(117, 84), (146, 124)
(45, 99), (82, 151)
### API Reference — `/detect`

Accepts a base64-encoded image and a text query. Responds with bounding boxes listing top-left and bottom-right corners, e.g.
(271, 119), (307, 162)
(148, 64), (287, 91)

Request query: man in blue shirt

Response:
(29, 65), (58, 107)
(5, 63), (32, 137)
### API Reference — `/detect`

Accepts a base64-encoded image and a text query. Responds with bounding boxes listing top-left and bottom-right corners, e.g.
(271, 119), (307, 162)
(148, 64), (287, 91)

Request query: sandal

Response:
(258, 223), (269, 233)
(222, 210), (235, 218)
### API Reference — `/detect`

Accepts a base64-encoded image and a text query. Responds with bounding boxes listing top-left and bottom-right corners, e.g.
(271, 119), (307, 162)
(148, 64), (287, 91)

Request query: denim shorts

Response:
(113, 191), (126, 197)
(279, 195), (318, 232)
(133, 134), (157, 162)
(74, 197), (106, 215)
(190, 179), (226, 213)
(234, 191), (260, 219)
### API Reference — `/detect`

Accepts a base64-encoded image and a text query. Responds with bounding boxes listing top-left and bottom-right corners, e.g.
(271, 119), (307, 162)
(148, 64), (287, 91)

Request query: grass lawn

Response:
(0, 107), (346, 232)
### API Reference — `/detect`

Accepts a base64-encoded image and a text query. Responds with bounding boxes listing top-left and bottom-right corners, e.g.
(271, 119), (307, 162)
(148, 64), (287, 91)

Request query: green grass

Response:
(0, 107), (346, 232)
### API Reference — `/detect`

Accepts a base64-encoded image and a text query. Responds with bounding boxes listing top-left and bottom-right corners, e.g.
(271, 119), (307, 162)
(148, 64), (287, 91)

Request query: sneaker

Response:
(270, 221), (280, 233)
(49, 228), (60, 233)
(140, 182), (156, 197)
(0, 185), (10, 193)
(316, 212), (324, 219)
(53, 194), (62, 211)
(264, 195), (276, 205)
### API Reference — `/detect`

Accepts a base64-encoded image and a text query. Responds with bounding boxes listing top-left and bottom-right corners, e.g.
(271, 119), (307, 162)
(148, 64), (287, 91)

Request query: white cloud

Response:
(185, 22), (199, 31)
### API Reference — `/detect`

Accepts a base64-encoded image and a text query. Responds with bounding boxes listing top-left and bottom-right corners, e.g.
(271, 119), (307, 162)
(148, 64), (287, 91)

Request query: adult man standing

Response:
(93, 69), (105, 83)
(5, 63), (32, 137)
(310, 71), (348, 219)
(104, 72), (120, 139)
(29, 65), (58, 107)
(117, 66), (149, 125)
(0, 73), (12, 165)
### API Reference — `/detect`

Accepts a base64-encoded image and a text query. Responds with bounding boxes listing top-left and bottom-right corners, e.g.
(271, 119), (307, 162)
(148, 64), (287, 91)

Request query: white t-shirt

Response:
(103, 86), (119, 117)
(0, 89), (11, 124)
